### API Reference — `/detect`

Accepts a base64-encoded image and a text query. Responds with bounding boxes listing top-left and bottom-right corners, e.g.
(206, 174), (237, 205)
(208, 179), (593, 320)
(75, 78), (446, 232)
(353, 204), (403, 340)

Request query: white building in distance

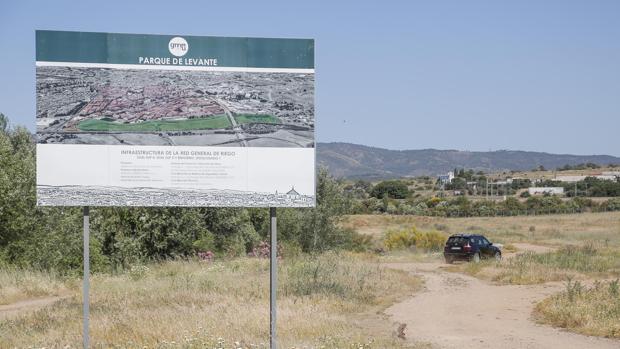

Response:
(602, 171), (620, 177)
(555, 174), (618, 182)
(528, 187), (564, 196)
(438, 171), (455, 185)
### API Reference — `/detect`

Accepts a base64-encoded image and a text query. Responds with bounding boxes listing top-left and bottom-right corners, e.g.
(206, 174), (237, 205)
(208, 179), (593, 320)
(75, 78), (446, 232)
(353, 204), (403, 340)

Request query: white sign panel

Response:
(35, 30), (315, 207)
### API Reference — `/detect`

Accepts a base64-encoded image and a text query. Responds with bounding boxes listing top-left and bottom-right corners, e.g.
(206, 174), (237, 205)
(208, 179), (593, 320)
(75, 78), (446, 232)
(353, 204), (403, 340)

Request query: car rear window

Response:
(447, 236), (469, 245)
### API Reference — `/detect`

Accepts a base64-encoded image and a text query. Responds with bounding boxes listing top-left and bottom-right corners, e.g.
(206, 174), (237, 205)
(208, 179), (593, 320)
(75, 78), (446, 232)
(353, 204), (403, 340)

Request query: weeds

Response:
(383, 227), (446, 252)
(0, 253), (422, 348)
(535, 279), (620, 338)
(564, 277), (583, 302)
(128, 264), (150, 281)
(502, 243), (517, 253)
(282, 252), (418, 306)
(609, 279), (619, 297)
(0, 267), (70, 305)
(493, 245), (620, 284)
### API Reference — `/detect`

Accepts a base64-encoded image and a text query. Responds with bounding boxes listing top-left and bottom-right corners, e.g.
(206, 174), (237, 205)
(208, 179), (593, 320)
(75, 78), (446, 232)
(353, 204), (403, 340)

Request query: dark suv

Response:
(443, 234), (501, 264)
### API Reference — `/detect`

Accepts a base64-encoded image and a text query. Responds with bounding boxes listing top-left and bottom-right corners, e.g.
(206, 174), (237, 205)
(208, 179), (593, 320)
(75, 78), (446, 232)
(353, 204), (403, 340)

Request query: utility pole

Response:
(575, 182), (578, 198)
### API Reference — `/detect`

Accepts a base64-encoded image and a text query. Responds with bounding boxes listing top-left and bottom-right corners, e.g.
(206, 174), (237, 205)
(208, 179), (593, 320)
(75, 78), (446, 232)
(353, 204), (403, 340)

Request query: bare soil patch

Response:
(384, 261), (619, 349)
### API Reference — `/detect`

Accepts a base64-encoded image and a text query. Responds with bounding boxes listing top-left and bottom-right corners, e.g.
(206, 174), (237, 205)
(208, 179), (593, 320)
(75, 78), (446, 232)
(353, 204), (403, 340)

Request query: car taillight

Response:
(463, 244), (471, 252)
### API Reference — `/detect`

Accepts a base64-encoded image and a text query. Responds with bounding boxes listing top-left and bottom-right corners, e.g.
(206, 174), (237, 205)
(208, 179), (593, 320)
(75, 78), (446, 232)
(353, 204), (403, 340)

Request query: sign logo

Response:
(168, 37), (189, 57)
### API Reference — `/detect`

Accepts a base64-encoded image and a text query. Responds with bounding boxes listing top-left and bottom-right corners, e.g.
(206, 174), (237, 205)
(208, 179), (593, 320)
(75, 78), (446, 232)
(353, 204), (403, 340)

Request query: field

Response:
(0, 253), (424, 348)
(0, 268), (69, 306)
(77, 115), (231, 132)
(3, 212), (620, 347)
(343, 211), (620, 247)
(344, 212), (620, 343)
(488, 166), (620, 182)
(234, 114), (281, 125)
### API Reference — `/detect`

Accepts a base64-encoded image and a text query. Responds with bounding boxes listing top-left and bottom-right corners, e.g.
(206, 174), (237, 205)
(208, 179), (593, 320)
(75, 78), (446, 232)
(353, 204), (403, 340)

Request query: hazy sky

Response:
(1, 0), (618, 156)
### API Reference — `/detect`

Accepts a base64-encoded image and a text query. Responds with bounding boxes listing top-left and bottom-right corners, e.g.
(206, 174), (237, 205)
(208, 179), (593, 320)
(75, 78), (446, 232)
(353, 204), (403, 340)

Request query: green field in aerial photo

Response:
(233, 114), (281, 125)
(77, 115), (232, 132)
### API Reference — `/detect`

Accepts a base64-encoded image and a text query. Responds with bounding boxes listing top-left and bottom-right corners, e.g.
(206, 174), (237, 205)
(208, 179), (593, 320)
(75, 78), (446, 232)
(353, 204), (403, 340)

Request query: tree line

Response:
(344, 176), (620, 216)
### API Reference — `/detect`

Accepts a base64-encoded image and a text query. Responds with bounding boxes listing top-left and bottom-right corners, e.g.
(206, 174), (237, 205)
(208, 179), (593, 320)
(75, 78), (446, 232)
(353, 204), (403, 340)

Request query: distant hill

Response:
(317, 142), (620, 179)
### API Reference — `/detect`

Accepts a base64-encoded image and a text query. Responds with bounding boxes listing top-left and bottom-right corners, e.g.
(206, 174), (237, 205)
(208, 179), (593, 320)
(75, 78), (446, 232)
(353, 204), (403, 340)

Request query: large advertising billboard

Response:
(35, 31), (315, 207)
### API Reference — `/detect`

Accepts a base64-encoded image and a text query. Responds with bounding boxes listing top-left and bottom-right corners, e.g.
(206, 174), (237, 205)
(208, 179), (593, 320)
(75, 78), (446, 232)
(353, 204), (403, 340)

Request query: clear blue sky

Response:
(1, 0), (619, 156)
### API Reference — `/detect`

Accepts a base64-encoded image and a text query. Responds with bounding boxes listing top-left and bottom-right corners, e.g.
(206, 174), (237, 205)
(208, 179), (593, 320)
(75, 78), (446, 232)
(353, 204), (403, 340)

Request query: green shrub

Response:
(370, 180), (409, 199)
(414, 230), (446, 252)
(192, 231), (215, 252)
(280, 240), (303, 258)
(384, 229), (417, 250)
(127, 265), (150, 281)
(222, 234), (247, 257)
(605, 198), (620, 211)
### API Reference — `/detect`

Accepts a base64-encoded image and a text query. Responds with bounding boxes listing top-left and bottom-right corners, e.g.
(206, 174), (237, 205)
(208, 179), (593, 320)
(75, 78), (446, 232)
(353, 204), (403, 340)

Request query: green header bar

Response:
(36, 30), (314, 69)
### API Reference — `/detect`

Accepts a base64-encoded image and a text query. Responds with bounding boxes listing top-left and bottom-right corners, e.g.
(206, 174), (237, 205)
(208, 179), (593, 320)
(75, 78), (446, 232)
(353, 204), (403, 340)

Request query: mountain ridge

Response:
(316, 142), (620, 179)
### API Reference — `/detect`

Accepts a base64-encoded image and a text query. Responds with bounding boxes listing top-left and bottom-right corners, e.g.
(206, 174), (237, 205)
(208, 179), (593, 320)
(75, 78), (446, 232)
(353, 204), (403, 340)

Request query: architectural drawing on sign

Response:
(37, 185), (315, 207)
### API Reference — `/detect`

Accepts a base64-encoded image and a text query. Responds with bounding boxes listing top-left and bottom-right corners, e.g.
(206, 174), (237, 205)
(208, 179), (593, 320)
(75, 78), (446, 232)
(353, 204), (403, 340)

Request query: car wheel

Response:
(494, 251), (502, 261)
(445, 256), (453, 264)
(472, 252), (481, 263)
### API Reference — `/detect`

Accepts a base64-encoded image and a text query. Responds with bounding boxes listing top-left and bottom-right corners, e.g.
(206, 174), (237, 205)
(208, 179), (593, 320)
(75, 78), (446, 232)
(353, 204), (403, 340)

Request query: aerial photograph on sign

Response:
(36, 67), (314, 148)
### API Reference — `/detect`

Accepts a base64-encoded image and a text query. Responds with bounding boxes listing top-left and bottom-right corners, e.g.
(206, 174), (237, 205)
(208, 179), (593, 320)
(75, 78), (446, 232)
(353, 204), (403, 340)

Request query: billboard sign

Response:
(35, 30), (315, 207)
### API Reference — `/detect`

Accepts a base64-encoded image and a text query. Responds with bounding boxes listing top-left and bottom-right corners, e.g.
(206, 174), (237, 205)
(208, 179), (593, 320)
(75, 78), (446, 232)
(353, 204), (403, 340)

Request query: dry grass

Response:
(344, 212), (620, 340)
(342, 211), (620, 248)
(0, 267), (72, 305)
(0, 253), (424, 348)
(535, 279), (620, 338)
(344, 212), (620, 284)
(444, 244), (620, 285)
(495, 245), (620, 284)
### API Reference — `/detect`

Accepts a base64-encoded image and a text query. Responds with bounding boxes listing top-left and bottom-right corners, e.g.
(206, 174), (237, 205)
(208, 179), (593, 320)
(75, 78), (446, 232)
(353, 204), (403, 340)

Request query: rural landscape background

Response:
(2, 112), (620, 348)
(3, 1), (620, 348)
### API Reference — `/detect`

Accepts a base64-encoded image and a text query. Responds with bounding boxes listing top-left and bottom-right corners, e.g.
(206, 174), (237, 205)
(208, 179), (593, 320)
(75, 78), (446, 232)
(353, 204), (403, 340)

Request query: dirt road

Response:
(0, 295), (66, 320)
(384, 260), (619, 349)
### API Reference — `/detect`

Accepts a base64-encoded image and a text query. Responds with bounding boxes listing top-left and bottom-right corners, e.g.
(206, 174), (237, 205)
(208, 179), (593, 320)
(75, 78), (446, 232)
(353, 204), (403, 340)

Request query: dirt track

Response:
(0, 295), (65, 320)
(385, 257), (619, 349)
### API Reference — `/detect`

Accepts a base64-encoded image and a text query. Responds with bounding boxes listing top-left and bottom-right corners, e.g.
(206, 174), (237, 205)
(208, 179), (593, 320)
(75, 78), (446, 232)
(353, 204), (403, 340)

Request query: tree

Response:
(0, 116), (109, 274)
(502, 197), (524, 212)
(370, 180), (409, 199)
(94, 207), (212, 268)
(0, 122), (37, 254)
(201, 207), (260, 255)
(277, 169), (354, 252)
(0, 113), (8, 133)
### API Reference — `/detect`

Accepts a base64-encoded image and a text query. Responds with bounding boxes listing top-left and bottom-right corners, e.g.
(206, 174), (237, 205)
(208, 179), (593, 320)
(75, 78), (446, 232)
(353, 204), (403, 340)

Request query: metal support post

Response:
(83, 206), (90, 349)
(269, 207), (277, 349)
